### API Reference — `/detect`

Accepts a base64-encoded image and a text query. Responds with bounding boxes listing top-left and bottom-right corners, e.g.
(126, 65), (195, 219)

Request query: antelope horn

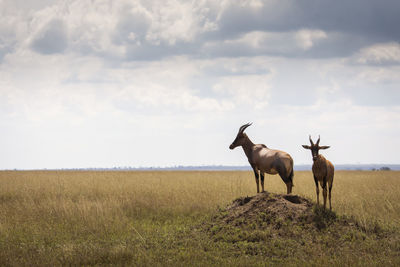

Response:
(309, 135), (314, 145)
(239, 122), (252, 134)
(316, 135), (320, 146)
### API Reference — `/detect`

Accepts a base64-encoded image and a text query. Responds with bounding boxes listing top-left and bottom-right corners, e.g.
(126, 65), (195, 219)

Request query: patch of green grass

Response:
(1, 212), (399, 266)
(202, 205), (400, 266)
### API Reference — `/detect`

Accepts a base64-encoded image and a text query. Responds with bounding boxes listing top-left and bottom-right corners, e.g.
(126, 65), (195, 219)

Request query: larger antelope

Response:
(302, 135), (334, 210)
(229, 123), (294, 194)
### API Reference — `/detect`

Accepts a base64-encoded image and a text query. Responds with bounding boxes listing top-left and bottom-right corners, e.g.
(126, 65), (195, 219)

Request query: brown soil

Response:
(220, 191), (324, 228)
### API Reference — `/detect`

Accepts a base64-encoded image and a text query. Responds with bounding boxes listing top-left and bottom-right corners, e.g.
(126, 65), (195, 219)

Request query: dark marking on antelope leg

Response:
(287, 168), (294, 194)
(286, 182), (292, 194)
(329, 184), (333, 210)
(322, 177), (327, 210)
(314, 175), (319, 206)
(253, 168), (260, 193)
(260, 172), (265, 192)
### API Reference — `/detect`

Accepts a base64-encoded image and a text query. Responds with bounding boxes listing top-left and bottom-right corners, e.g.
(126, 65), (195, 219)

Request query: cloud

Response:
(63, 0), (219, 60)
(355, 42), (400, 65)
(213, 74), (272, 109)
(216, 0), (400, 40)
(112, 6), (151, 46)
(2, 0), (399, 61)
(210, 0), (400, 59)
(31, 19), (68, 54)
(295, 29), (327, 50)
(0, 51), (238, 124)
(203, 29), (328, 58)
(0, 0), (399, 168)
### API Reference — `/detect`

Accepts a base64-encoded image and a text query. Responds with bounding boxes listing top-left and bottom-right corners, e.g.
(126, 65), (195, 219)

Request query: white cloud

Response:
(146, 0), (208, 45)
(0, 0), (220, 60)
(0, 51), (237, 125)
(295, 29), (327, 50)
(356, 42), (400, 64)
(353, 66), (400, 84)
(213, 74), (272, 109)
(203, 29), (328, 57)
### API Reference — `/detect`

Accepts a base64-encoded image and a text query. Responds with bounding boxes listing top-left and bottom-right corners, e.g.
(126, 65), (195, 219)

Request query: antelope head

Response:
(302, 135), (330, 161)
(229, 123), (252, 150)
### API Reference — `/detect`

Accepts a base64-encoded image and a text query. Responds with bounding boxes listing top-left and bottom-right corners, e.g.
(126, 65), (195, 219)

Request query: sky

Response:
(0, 0), (400, 169)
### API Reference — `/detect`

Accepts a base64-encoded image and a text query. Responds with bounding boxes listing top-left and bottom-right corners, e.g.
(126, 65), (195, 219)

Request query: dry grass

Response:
(2, 170), (398, 222)
(0, 170), (399, 266)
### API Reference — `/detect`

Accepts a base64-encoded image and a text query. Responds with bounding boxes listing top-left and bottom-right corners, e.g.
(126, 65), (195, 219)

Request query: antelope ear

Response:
(319, 146), (330, 150)
(302, 145), (311, 149)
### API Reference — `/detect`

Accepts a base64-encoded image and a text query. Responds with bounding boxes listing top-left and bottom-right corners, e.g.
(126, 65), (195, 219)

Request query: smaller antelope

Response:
(302, 135), (334, 210)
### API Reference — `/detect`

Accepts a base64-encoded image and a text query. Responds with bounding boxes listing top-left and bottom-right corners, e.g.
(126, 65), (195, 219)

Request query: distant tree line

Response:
(371, 167), (391, 171)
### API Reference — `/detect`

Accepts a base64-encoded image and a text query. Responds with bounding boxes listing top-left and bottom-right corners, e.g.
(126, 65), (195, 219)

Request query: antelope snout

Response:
(229, 144), (235, 150)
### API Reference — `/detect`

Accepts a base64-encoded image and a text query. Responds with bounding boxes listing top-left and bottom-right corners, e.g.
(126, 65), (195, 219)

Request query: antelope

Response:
(302, 135), (334, 210)
(229, 123), (294, 194)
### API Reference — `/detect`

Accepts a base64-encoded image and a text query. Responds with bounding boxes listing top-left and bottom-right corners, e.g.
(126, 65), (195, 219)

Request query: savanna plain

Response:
(0, 170), (399, 266)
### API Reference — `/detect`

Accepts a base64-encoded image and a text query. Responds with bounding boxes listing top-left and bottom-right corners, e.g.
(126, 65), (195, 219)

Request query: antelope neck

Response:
(313, 154), (323, 162)
(241, 136), (255, 158)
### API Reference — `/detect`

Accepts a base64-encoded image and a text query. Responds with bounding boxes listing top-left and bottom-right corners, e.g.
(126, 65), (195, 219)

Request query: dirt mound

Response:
(202, 192), (394, 263)
(216, 191), (337, 230)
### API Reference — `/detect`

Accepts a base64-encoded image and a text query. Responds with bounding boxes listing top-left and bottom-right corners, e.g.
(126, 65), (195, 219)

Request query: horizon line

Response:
(1, 163), (400, 171)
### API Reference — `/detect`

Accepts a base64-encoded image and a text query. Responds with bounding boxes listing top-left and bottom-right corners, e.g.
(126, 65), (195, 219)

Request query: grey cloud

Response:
(31, 19), (68, 54)
(0, 40), (15, 61)
(4, 0), (58, 12)
(300, 0), (400, 41)
(300, 34), (370, 59)
(0, 8), (19, 61)
(200, 31), (326, 59)
(201, 39), (303, 59)
(7, 0), (400, 61)
(201, 64), (270, 77)
(214, 1), (294, 39)
(112, 9), (151, 46)
(124, 41), (202, 61)
(216, 0), (400, 41)
(121, 0), (400, 60)
(207, 0), (400, 59)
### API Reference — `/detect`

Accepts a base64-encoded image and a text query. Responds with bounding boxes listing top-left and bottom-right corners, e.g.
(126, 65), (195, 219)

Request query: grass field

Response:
(0, 170), (399, 266)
